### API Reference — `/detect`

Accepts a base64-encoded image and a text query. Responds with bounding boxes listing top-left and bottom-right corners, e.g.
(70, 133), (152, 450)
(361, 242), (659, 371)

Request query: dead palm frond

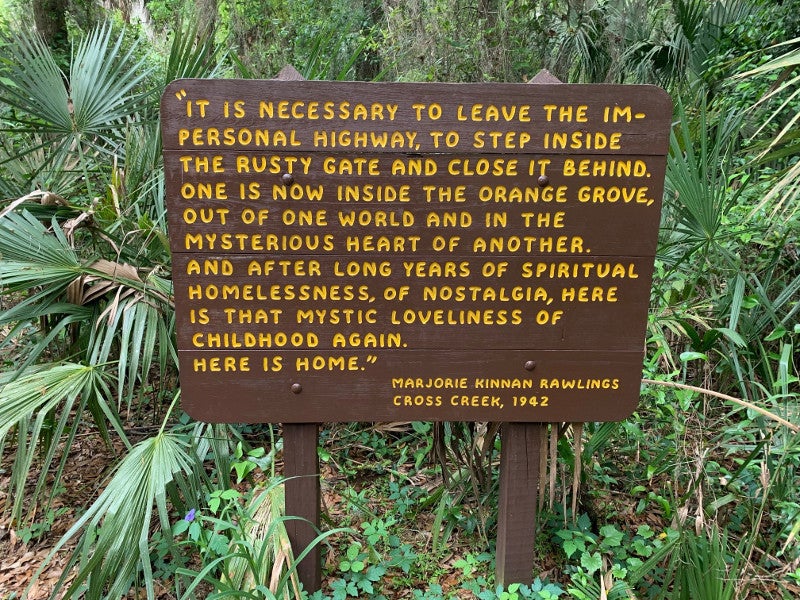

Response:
(0, 209), (175, 404)
(225, 483), (302, 598)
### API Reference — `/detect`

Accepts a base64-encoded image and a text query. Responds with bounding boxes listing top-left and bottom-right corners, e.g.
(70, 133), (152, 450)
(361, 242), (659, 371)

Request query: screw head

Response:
(281, 173), (294, 185)
(524, 360), (536, 371)
(291, 383), (302, 394)
(537, 175), (550, 187)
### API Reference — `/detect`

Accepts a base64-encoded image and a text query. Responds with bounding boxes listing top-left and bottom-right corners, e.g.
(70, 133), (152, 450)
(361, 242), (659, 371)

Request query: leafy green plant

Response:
(232, 442), (269, 483)
(477, 581), (563, 600)
(669, 527), (749, 600)
(14, 506), (69, 545)
(554, 515), (679, 599)
(453, 551), (493, 578)
(174, 478), (346, 600)
(409, 584), (447, 600)
(334, 542), (387, 598)
(387, 479), (428, 517)
(461, 576), (564, 600)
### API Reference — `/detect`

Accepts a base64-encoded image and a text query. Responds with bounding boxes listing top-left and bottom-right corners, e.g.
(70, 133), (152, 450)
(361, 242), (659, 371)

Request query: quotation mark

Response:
(366, 355), (378, 364)
(175, 89), (187, 100)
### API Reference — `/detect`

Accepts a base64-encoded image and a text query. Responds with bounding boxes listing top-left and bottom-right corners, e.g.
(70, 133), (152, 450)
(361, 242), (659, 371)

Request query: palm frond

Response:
(33, 422), (199, 600)
(0, 363), (106, 447)
(0, 362), (123, 521)
(664, 99), (745, 256)
(0, 211), (83, 342)
(0, 208), (79, 266)
(69, 24), (152, 143)
(86, 288), (176, 407)
(164, 19), (226, 83)
(0, 29), (71, 133)
(0, 24), (153, 189)
(119, 123), (170, 233)
(0, 134), (85, 197)
(1, 208), (175, 403)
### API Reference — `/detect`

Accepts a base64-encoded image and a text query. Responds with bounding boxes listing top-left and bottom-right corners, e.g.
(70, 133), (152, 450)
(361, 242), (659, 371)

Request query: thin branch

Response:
(641, 378), (799, 433)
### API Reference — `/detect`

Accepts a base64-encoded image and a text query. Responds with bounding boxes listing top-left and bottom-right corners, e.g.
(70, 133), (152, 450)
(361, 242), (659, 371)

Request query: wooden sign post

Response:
(271, 66), (322, 592)
(161, 72), (671, 590)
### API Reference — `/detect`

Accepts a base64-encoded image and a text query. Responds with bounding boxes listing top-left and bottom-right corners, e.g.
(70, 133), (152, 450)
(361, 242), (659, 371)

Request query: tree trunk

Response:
(196, 0), (218, 42)
(129, 0), (155, 39)
(356, 0), (383, 80)
(34, 0), (69, 52)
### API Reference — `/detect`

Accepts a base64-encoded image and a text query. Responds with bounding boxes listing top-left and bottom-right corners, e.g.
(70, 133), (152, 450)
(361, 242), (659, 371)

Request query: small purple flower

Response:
(184, 508), (196, 522)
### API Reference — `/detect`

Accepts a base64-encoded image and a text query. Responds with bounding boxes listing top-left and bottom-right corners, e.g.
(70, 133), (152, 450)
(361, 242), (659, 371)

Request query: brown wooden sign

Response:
(161, 79), (672, 423)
